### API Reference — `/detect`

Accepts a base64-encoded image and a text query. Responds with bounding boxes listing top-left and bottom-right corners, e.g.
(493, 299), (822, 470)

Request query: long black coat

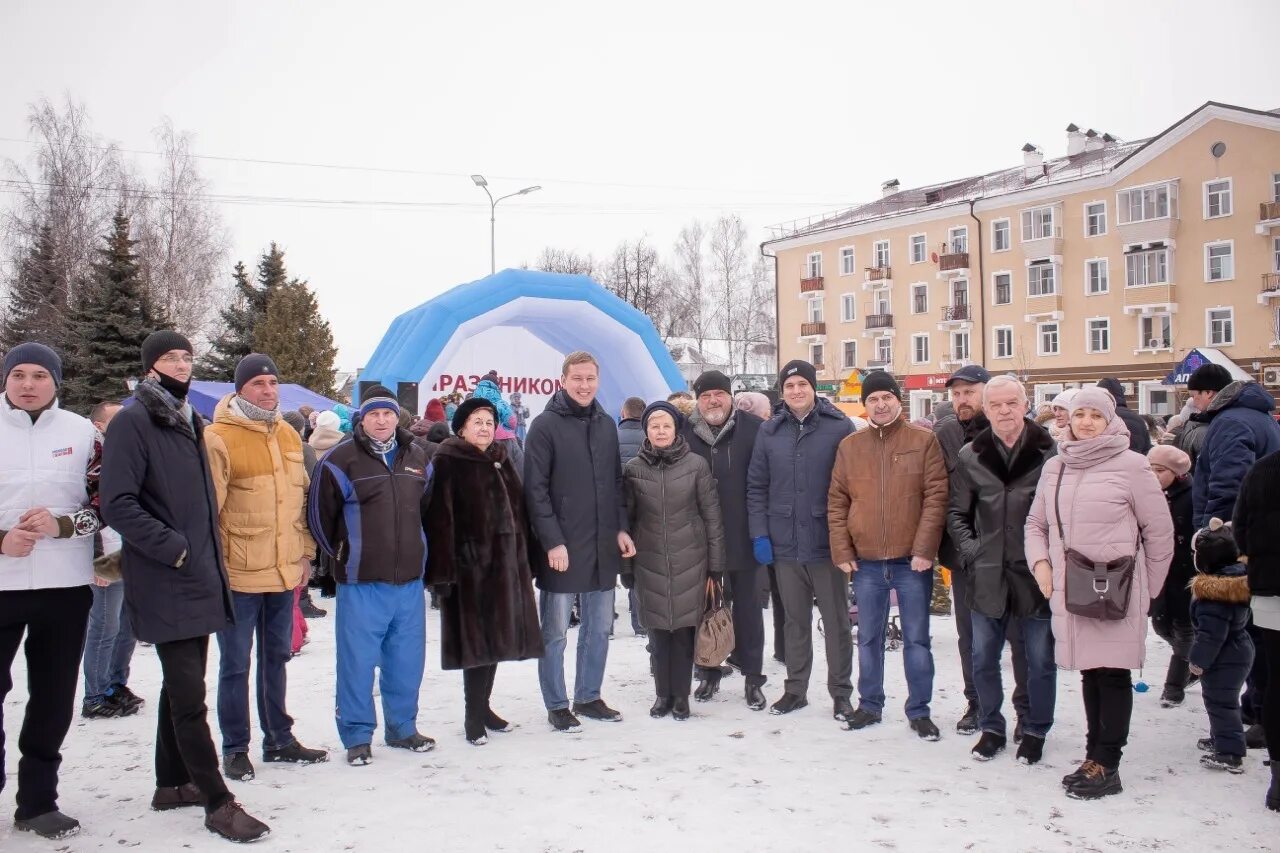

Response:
(1151, 477), (1194, 621)
(624, 437), (725, 630)
(523, 390), (627, 594)
(946, 420), (1056, 619)
(682, 408), (762, 571)
(424, 438), (543, 670)
(933, 411), (989, 570)
(100, 380), (234, 644)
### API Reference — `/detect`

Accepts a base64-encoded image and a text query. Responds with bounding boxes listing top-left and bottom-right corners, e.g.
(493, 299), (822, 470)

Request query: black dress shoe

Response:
(693, 679), (718, 702)
(745, 682), (766, 711)
(650, 697), (674, 718)
(672, 697), (691, 720)
(833, 697), (855, 722)
(770, 693), (808, 715)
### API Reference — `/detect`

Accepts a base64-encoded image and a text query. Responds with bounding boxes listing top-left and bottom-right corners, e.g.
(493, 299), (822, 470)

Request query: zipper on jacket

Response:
(879, 427), (889, 557)
(661, 464), (673, 627)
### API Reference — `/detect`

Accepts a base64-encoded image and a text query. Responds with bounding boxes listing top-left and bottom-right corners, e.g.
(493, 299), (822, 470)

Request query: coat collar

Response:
(970, 419), (1055, 482)
(762, 396), (845, 435)
(434, 435), (508, 465)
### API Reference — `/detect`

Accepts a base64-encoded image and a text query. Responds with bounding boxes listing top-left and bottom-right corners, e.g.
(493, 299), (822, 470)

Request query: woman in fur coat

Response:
(425, 398), (543, 745)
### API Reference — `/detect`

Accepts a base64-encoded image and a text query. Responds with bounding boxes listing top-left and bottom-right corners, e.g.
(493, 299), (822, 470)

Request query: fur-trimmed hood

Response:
(1191, 566), (1251, 604)
(133, 377), (198, 438)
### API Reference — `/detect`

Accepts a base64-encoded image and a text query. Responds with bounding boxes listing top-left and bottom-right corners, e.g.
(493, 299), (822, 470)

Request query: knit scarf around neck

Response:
(232, 395), (279, 423)
(369, 434), (397, 458)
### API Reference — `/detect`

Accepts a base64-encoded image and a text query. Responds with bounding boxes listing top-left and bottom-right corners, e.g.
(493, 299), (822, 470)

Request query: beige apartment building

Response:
(762, 102), (1280, 420)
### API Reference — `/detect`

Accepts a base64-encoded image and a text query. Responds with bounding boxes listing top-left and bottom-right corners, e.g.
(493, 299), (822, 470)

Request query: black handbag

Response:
(1054, 472), (1135, 621)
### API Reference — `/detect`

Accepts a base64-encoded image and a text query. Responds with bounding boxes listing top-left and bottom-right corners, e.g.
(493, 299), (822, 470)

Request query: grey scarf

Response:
(232, 396), (279, 424)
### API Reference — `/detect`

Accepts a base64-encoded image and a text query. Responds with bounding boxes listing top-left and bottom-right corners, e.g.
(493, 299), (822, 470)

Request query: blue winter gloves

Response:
(752, 536), (774, 566)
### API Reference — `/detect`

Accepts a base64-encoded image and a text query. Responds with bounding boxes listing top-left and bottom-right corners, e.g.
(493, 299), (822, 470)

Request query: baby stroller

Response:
(817, 584), (903, 651)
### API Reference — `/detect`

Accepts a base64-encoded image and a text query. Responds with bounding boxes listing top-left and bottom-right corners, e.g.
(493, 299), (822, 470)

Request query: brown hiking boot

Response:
(204, 799), (269, 843)
(151, 783), (203, 811)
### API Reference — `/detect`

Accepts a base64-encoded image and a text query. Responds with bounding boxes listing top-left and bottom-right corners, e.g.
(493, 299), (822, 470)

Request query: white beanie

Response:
(1051, 390), (1077, 411)
(316, 410), (341, 431)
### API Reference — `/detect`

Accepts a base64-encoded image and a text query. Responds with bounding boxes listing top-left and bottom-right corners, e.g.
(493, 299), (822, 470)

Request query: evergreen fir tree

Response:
(200, 243), (288, 380)
(61, 208), (151, 411)
(253, 278), (338, 397)
(0, 225), (68, 355)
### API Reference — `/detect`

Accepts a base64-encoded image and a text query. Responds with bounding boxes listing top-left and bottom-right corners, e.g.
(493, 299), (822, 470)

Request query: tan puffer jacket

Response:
(204, 394), (315, 593)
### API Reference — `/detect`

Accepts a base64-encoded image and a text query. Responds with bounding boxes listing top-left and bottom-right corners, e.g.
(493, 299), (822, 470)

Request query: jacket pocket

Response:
(284, 450), (306, 487)
(892, 449), (923, 475)
(225, 525), (273, 572)
(766, 505), (794, 549)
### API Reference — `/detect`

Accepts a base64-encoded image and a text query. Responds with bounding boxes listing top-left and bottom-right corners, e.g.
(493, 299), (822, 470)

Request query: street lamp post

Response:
(471, 175), (541, 275)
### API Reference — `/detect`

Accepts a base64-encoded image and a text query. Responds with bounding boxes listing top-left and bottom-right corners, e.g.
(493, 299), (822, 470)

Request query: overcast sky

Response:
(2, 0), (1277, 371)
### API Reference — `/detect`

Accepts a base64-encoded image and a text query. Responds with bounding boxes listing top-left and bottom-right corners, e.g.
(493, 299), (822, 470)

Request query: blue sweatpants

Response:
(335, 581), (426, 749)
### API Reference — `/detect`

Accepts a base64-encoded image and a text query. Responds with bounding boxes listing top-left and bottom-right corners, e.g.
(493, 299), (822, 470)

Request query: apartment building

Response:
(763, 102), (1280, 420)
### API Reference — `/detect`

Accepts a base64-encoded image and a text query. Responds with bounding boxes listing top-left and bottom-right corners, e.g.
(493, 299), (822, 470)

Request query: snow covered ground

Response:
(2, 593), (1277, 852)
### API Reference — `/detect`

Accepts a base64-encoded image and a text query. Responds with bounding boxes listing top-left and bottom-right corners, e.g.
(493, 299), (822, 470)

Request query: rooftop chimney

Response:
(881, 178), (900, 198)
(1066, 123), (1086, 156)
(1022, 143), (1044, 182)
(1084, 129), (1104, 152)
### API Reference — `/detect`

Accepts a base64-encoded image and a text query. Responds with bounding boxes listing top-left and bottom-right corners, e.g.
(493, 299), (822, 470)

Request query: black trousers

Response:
(1243, 622), (1268, 725)
(650, 628), (696, 699)
(154, 636), (231, 814)
(768, 565), (786, 663)
(699, 566), (767, 684)
(462, 664), (498, 719)
(0, 586), (92, 820)
(1260, 627), (1280, 763)
(1081, 667), (1132, 769)
(1152, 615), (1195, 690)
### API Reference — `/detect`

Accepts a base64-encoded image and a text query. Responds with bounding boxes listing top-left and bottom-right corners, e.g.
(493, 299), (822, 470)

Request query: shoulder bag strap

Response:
(1053, 465), (1072, 552)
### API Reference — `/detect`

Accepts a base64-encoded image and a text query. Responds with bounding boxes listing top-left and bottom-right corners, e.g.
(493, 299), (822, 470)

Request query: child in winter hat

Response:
(1188, 518), (1255, 773)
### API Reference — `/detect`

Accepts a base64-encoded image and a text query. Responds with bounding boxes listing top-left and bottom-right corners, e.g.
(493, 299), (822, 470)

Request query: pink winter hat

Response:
(1069, 387), (1116, 423)
(1148, 445), (1192, 477)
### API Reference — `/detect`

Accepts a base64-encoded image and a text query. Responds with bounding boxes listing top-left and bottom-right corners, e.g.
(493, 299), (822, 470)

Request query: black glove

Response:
(620, 574), (635, 590)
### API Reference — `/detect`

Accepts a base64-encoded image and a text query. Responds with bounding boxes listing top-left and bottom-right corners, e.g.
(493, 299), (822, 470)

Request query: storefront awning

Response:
(1163, 348), (1252, 386)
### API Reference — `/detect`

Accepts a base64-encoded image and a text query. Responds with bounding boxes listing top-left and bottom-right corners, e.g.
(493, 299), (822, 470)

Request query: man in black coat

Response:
(524, 352), (635, 732)
(100, 332), (268, 843)
(946, 376), (1057, 765)
(682, 370), (767, 709)
(1096, 377), (1152, 454)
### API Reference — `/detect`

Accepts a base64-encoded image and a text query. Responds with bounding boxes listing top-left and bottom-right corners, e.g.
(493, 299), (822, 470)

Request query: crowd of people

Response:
(3, 333), (1280, 844)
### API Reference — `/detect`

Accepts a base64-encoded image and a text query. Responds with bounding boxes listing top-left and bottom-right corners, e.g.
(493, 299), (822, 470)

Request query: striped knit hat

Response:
(358, 385), (400, 419)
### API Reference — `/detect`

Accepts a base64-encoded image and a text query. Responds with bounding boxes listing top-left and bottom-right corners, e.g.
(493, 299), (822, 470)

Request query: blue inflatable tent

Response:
(361, 269), (685, 418)
(185, 381), (343, 421)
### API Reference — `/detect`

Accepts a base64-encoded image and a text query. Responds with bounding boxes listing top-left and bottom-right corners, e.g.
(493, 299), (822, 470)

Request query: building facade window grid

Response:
(875, 336), (892, 363)
(839, 247), (855, 276)
(910, 234), (926, 264)
(993, 272), (1012, 305)
(1028, 262), (1057, 296)
(806, 252), (823, 278)
(1125, 248), (1169, 287)
(993, 326), (1014, 359)
(1021, 206), (1058, 240)
(1118, 181), (1177, 224)
(1085, 201), (1108, 236)
(992, 219), (1011, 252)
(1038, 322), (1060, 356)
(811, 342), (825, 367)
(911, 283), (928, 314)
(808, 296), (824, 322)
(948, 226), (968, 254)
(1205, 241), (1235, 282)
(1140, 314), (1173, 350)
(842, 340), (857, 369)
(873, 240), (891, 268)
(951, 331), (971, 361)
(1204, 178), (1233, 219)
(1207, 307), (1235, 347)
(1087, 318), (1111, 353)
(1086, 258), (1110, 295)
(912, 333), (929, 364)
(841, 293), (856, 322)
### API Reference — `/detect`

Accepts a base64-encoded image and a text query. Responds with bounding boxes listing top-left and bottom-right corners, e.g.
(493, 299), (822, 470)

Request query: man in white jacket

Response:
(0, 342), (103, 840)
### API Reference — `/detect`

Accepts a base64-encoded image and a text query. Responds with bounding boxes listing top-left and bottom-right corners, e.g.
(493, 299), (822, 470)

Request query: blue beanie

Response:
(4, 342), (63, 386)
(359, 384), (400, 420)
(234, 353), (279, 393)
(641, 400), (683, 431)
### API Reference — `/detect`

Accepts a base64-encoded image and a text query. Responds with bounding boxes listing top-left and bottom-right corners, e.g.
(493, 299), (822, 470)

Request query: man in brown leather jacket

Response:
(828, 370), (948, 740)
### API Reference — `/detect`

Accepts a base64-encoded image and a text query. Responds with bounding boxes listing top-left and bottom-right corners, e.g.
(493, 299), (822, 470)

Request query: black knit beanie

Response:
(1187, 364), (1232, 393)
(3, 342), (62, 386)
(693, 370), (733, 397)
(235, 353), (279, 392)
(141, 331), (193, 373)
(778, 360), (817, 391)
(861, 370), (902, 402)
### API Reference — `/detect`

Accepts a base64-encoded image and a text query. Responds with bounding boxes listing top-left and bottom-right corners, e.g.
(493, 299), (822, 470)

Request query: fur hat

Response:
(452, 396), (498, 436)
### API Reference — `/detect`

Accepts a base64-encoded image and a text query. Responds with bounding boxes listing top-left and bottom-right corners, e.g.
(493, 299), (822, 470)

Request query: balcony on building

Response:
(1259, 273), (1280, 304)
(1023, 293), (1063, 322)
(866, 357), (892, 369)
(800, 275), (825, 293)
(864, 314), (895, 338)
(1122, 283), (1179, 315)
(936, 251), (970, 279)
(862, 266), (892, 290)
(1258, 201), (1280, 236)
(939, 357), (970, 371)
(799, 321), (827, 339)
(1020, 228), (1063, 260)
(937, 304), (972, 330)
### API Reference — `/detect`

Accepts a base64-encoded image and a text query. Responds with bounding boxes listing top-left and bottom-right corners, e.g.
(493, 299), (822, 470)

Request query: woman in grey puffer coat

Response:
(624, 401), (726, 720)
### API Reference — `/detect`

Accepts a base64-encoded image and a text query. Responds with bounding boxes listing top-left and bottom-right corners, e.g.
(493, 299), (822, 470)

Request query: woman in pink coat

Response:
(1025, 388), (1173, 801)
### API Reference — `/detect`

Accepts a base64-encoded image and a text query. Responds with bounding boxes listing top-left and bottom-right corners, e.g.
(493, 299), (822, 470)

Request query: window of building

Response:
(805, 252), (823, 279)
(1118, 182), (1177, 223)
(1087, 318), (1111, 353)
(839, 247), (855, 276)
(840, 293), (856, 323)
(951, 331), (970, 361)
(808, 297), (823, 323)
(1204, 179), (1233, 219)
(873, 289), (890, 315)
(1207, 308), (1234, 346)
(1021, 206), (1058, 241)
(992, 219), (1011, 252)
(1038, 322), (1060, 356)
(1086, 259), (1109, 295)
(1274, 235), (1280, 272)
(873, 240), (891, 268)
(1125, 248), (1169, 287)
(993, 326), (1014, 359)
(953, 279), (969, 306)
(912, 334), (930, 365)
(810, 342), (825, 367)
(1085, 201), (1107, 236)
(911, 283), (928, 315)
(1205, 241), (1234, 282)
(948, 226), (968, 254)
(1274, 173), (1280, 203)
(875, 337), (892, 364)
(842, 340), (857, 369)
(1028, 261), (1056, 296)
(993, 272), (1012, 305)
(1140, 314), (1172, 350)
(909, 234), (926, 264)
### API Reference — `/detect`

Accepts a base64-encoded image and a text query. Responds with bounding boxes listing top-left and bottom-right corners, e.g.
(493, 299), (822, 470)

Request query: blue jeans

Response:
(334, 581), (426, 749)
(538, 589), (614, 710)
(972, 608), (1056, 739)
(851, 558), (935, 719)
(216, 590), (297, 754)
(82, 581), (137, 703)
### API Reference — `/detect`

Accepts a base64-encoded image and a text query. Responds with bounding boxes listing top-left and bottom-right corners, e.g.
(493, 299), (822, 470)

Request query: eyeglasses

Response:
(157, 353), (194, 365)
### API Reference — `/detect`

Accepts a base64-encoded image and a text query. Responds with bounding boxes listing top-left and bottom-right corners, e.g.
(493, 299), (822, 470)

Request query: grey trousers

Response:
(774, 560), (853, 700)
